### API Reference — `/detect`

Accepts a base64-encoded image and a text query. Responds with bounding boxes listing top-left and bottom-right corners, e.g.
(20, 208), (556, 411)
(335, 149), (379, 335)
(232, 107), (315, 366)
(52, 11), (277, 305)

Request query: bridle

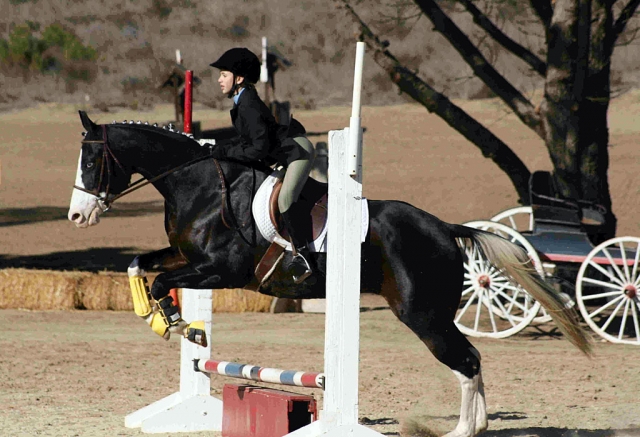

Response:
(74, 125), (127, 212)
(74, 124), (256, 241)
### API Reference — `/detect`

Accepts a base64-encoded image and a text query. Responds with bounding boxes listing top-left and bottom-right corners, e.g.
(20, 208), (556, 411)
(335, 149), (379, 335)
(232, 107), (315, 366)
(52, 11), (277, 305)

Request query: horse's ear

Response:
(78, 110), (97, 131)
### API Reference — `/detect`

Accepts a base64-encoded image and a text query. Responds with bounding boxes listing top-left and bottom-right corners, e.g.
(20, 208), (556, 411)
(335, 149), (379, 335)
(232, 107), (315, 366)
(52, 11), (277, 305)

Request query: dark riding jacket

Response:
(216, 86), (306, 166)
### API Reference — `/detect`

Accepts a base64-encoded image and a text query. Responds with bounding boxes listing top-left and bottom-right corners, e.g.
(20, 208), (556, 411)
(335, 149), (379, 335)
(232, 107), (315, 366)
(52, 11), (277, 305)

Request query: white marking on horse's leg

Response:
(469, 347), (488, 433)
(443, 370), (479, 437)
(474, 369), (488, 434)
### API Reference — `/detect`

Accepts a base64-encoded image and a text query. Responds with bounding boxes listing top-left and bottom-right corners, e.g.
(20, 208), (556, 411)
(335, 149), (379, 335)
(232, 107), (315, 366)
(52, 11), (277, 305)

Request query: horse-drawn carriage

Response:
(456, 170), (640, 345)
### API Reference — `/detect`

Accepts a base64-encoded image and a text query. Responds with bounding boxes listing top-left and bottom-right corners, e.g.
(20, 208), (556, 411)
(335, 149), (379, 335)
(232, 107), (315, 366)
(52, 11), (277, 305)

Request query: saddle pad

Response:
(252, 170), (368, 253)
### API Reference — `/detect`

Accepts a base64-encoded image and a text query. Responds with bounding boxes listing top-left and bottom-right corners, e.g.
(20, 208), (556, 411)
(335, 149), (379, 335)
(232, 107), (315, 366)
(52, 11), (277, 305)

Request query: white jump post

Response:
(286, 42), (383, 437)
(124, 67), (222, 433)
(261, 36), (270, 104)
(125, 290), (222, 432)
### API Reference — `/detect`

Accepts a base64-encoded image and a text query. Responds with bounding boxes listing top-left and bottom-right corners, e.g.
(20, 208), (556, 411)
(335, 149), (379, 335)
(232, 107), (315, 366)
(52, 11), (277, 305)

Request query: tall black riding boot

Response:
(281, 209), (313, 284)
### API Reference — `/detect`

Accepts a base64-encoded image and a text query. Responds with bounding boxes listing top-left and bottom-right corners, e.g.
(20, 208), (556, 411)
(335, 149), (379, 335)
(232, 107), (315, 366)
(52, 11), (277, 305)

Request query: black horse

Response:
(68, 111), (590, 437)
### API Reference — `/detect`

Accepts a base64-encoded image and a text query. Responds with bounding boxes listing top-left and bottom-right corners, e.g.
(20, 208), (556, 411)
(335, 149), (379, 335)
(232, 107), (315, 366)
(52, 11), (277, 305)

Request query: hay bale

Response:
(78, 272), (157, 311)
(213, 288), (274, 312)
(0, 268), (82, 310)
(0, 269), (275, 312)
(178, 288), (274, 313)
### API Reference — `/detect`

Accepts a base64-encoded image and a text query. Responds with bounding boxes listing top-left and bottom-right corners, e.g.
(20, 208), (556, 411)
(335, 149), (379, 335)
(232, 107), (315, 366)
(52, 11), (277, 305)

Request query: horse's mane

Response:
(110, 121), (200, 144)
(109, 121), (272, 176)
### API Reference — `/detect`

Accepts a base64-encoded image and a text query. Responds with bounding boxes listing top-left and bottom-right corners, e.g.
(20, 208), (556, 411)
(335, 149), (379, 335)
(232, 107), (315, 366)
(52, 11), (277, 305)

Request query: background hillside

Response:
(2, 0), (639, 113)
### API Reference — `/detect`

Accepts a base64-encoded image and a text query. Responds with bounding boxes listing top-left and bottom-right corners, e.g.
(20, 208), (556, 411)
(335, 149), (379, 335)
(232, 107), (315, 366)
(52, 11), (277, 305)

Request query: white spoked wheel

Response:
(576, 236), (640, 345)
(491, 206), (553, 324)
(490, 206), (534, 233)
(455, 221), (543, 338)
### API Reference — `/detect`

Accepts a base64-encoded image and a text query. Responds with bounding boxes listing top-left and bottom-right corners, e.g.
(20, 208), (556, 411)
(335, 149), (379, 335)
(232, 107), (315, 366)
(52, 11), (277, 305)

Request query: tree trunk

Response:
(579, 0), (616, 241)
(541, 0), (617, 241)
(540, 0), (583, 199)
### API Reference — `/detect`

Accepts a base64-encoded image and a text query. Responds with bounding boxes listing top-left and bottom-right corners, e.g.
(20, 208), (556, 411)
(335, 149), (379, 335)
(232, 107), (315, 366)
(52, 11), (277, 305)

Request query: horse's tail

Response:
(452, 224), (593, 357)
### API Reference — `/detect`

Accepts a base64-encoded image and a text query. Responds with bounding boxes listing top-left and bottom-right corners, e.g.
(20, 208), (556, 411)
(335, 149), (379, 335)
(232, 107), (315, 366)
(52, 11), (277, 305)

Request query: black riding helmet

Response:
(210, 48), (261, 85)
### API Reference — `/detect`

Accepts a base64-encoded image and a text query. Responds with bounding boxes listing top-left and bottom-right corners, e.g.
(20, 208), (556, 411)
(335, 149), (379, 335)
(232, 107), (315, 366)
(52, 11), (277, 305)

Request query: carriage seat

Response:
(530, 171), (582, 231)
(529, 171), (606, 232)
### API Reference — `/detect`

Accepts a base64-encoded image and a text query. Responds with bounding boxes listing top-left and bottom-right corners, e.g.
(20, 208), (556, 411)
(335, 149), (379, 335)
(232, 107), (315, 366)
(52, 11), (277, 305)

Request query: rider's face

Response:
(218, 71), (244, 95)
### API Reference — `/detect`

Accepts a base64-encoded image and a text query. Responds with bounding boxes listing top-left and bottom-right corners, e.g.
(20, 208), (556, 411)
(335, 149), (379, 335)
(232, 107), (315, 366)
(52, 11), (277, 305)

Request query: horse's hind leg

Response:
(399, 312), (487, 437)
(446, 344), (487, 437)
(375, 245), (486, 433)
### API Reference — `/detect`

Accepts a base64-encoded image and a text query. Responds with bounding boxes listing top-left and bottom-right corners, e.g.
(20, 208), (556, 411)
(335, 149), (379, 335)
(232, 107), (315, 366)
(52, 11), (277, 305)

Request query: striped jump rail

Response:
(193, 359), (325, 389)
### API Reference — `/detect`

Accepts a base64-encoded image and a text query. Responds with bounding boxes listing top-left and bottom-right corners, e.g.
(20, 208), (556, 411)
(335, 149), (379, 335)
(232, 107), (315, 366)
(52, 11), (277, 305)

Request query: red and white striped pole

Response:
(183, 70), (193, 134)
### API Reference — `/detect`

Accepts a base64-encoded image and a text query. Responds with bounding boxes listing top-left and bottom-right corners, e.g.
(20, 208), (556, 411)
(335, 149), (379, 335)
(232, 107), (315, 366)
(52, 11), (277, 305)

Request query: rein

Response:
(213, 159), (257, 246)
(75, 124), (257, 243)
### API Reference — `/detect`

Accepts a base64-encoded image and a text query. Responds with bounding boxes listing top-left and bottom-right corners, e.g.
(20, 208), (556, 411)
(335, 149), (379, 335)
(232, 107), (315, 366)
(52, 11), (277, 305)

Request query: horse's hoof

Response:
(185, 321), (207, 347)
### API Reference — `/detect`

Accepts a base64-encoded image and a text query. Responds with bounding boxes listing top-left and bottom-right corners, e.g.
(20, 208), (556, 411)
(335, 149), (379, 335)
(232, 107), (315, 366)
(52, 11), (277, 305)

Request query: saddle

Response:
(252, 172), (328, 286)
(249, 170), (369, 290)
(269, 178), (328, 243)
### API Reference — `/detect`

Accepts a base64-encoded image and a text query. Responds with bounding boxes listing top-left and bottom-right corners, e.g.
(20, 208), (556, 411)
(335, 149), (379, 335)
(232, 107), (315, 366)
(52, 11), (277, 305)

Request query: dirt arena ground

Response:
(1, 93), (640, 436)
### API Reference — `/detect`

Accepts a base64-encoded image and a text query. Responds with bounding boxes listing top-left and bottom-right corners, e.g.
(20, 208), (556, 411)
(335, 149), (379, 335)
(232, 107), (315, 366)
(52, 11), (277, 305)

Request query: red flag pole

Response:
(183, 70), (193, 134)
(170, 70), (193, 311)
(169, 288), (181, 313)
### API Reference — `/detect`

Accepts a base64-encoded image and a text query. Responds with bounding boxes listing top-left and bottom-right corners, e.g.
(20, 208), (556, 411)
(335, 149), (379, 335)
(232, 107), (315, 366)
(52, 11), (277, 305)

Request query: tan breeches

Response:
(278, 136), (316, 213)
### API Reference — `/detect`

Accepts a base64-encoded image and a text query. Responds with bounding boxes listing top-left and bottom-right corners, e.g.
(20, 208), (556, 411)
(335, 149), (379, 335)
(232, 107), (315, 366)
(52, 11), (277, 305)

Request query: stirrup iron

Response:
(291, 252), (313, 284)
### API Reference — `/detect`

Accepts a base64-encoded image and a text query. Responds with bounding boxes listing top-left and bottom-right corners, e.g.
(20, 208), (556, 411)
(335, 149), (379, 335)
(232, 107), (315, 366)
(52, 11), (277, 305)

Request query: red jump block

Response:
(222, 384), (318, 437)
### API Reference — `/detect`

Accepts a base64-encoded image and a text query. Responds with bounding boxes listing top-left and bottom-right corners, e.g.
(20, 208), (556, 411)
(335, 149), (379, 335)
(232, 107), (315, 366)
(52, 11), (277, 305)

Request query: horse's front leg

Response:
(135, 263), (226, 346)
(127, 247), (193, 343)
(132, 246), (188, 272)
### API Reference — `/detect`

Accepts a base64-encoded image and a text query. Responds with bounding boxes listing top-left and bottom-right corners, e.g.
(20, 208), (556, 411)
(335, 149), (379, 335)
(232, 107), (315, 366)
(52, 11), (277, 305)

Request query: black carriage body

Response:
(525, 171), (606, 267)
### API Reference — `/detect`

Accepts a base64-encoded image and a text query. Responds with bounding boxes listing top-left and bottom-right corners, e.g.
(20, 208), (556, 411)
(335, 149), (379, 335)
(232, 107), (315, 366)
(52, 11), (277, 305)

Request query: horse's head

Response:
(68, 111), (132, 228)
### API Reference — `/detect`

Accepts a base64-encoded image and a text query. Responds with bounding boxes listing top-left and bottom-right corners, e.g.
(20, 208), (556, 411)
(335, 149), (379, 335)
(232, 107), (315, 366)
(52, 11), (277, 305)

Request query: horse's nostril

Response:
(71, 213), (81, 222)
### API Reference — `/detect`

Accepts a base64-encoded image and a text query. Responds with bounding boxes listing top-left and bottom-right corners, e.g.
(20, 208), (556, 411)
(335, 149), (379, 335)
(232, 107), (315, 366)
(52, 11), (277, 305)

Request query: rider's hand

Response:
(209, 145), (226, 160)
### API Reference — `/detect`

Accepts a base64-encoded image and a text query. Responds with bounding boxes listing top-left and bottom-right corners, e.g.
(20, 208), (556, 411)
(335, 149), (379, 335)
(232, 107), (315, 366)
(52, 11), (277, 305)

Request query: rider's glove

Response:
(208, 144), (226, 160)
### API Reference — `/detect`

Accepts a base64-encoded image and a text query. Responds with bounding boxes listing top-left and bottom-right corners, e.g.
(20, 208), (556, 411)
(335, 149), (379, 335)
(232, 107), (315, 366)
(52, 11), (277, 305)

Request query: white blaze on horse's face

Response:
(68, 149), (104, 228)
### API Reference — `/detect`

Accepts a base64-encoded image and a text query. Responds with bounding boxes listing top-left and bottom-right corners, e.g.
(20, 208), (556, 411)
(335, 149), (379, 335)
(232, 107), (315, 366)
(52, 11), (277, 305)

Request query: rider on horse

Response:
(208, 47), (316, 284)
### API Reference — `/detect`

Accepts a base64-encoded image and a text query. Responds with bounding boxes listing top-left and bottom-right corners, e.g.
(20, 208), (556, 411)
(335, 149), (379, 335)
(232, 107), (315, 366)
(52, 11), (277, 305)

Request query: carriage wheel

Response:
(490, 206), (533, 233)
(576, 236), (640, 345)
(455, 221), (542, 338)
(490, 206), (553, 324)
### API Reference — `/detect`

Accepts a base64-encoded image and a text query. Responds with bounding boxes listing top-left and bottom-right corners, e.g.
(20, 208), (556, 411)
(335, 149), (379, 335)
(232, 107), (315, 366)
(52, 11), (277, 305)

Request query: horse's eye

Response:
(86, 162), (94, 168)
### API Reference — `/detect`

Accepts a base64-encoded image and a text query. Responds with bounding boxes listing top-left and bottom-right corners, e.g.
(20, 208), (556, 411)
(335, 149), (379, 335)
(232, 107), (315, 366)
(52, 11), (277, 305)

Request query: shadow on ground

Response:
(0, 201), (165, 227)
(481, 427), (640, 436)
(0, 247), (142, 272)
(409, 413), (640, 437)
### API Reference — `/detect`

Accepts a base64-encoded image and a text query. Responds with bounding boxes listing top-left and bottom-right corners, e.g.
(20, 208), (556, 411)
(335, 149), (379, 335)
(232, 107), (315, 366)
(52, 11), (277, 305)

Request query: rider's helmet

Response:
(210, 48), (261, 84)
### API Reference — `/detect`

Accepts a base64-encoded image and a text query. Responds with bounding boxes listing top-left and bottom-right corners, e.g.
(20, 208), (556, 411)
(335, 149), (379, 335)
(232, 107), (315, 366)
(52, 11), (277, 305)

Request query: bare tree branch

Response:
(458, 0), (547, 76)
(612, 0), (640, 43)
(412, 0), (544, 138)
(529, 0), (553, 31)
(338, 0), (531, 202)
